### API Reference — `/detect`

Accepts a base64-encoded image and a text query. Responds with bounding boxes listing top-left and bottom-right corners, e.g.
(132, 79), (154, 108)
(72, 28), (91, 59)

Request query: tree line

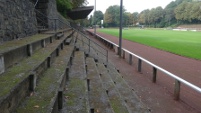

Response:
(88, 0), (201, 28)
(56, 0), (87, 17)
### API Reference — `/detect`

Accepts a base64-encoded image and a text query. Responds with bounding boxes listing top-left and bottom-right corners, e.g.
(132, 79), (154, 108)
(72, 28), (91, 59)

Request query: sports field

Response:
(98, 28), (201, 60)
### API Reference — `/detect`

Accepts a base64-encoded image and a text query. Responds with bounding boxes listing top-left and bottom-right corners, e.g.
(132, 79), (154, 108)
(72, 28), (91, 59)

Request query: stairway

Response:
(61, 31), (149, 113)
(0, 28), (74, 113)
(0, 28), (149, 113)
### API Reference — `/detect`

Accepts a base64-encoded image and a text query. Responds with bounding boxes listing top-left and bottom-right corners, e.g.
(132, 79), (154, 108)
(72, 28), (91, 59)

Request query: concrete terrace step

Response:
(86, 57), (114, 113)
(16, 45), (74, 113)
(63, 51), (89, 113)
(42, 28), (72, 35)
(0, 34), (54, 73)
(0, 32), (72, 113)
(0, 29), (73, 74)
(0, 34), (52, 54)
(96, 63), (129, 113)
(65, 37), (72, 45)
(107, 64), (149, 113)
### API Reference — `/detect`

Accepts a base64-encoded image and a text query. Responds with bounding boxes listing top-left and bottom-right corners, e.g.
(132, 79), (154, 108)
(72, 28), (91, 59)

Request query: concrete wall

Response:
(0, 0), (38, 43)
(46, 0), (70, 30)
(0, 0), (70, 43)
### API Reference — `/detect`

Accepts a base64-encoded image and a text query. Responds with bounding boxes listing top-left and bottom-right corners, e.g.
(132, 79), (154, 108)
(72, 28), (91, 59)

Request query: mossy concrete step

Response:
(38, 28), (49, 33)
(0, 32), (70, 113)
(63, 51), (89, 113)
(0, 34), (55, 73)
(86, 57), (114, 113)
(57, 32), (64, 40)
(16, 45), (74, 113)
(42, 28), (72, 34)
(0, 34), (53, 54)
(96, 63), (129, 113)
(0, 29), (74, 74)
(65, 37), (72, 45)
(107, 64), (149, 113)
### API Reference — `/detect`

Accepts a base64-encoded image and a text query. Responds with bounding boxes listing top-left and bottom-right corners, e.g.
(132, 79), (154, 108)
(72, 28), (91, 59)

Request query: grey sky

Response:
(87, 0), (175, 14)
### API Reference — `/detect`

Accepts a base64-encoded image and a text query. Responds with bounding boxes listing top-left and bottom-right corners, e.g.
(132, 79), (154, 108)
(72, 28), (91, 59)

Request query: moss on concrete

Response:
(0, 32), (70, 100)
(86, 57), (114, 113)
(16, 45), (74, 113)
(0, 34), (53, 54)
(64, 51), (88, 113)
(65, 78), (86, 105)
(96, 63), (129, 113)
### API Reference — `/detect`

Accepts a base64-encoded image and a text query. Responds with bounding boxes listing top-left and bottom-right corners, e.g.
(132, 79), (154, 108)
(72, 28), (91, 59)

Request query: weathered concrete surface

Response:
(0, 55), (5, 74)
(0, 0), (37, 42)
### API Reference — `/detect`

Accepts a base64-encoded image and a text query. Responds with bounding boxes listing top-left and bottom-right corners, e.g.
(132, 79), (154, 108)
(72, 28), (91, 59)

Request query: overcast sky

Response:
(87, 0), (175, 14)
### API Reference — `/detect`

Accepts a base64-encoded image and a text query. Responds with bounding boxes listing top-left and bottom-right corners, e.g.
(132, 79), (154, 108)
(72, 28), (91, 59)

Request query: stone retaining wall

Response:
(0, 0), (38, 43)
(0, 0), (70, 44)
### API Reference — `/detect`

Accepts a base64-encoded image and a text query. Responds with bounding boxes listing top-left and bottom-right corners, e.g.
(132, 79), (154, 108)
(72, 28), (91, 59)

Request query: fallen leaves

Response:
(34, 105), (40, 108)
(30, 92), (34, 96)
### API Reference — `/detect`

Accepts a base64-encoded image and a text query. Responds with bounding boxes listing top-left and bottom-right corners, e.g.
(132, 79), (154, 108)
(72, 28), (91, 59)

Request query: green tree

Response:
(126, 12), (134, 26)
(56, 0), (72, 17)
(56, 0), (88, 17)
(132, 12), (139, 25)
(104, 5), (126, 27)
(89, 15), (93, 26)
(190, 2), (201, 22)
(155, 6), (165, 27)
(138, 9), (150, 25)
(93, 11), (104, 26)
(174, 2), (188, 21)
(164, 1), (177, 26)
(71, 0), (88, 8)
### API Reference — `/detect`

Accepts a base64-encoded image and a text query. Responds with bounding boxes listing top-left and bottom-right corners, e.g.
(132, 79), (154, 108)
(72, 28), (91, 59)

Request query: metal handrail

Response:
(89, 30), (201, 100)
(57, 20), (109, 63)
(34, 8), (108, 63)
(123, 49), (201, 93)
(76, 30), (108, 63)
(34, 0), (39, 7)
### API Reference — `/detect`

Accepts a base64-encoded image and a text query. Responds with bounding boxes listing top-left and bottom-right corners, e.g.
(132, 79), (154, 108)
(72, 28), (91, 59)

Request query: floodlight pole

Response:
(118, 0), (123, 57)
(94, 0), (96, 36)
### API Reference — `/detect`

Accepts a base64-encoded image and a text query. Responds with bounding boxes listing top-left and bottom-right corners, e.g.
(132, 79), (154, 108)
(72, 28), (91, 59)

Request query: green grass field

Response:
(98, 28), (201, 60)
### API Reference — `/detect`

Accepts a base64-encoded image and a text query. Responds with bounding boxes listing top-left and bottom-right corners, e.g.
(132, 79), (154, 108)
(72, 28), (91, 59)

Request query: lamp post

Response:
(94, 0), (96, 36)
(119, 0), (123, 57)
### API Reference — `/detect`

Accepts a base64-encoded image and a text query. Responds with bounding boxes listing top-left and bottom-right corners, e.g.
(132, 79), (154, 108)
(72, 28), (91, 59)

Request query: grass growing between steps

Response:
(64, 51), (89, 113)
(96, 63), (128, 113)
(86, 57), (114, 113)
(16, 46), (74, 113)
(0, 50), (50, 98)
(0, 32), (68, 99)
(16, 68), (62, 113)
(65, 79), (87, 106)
